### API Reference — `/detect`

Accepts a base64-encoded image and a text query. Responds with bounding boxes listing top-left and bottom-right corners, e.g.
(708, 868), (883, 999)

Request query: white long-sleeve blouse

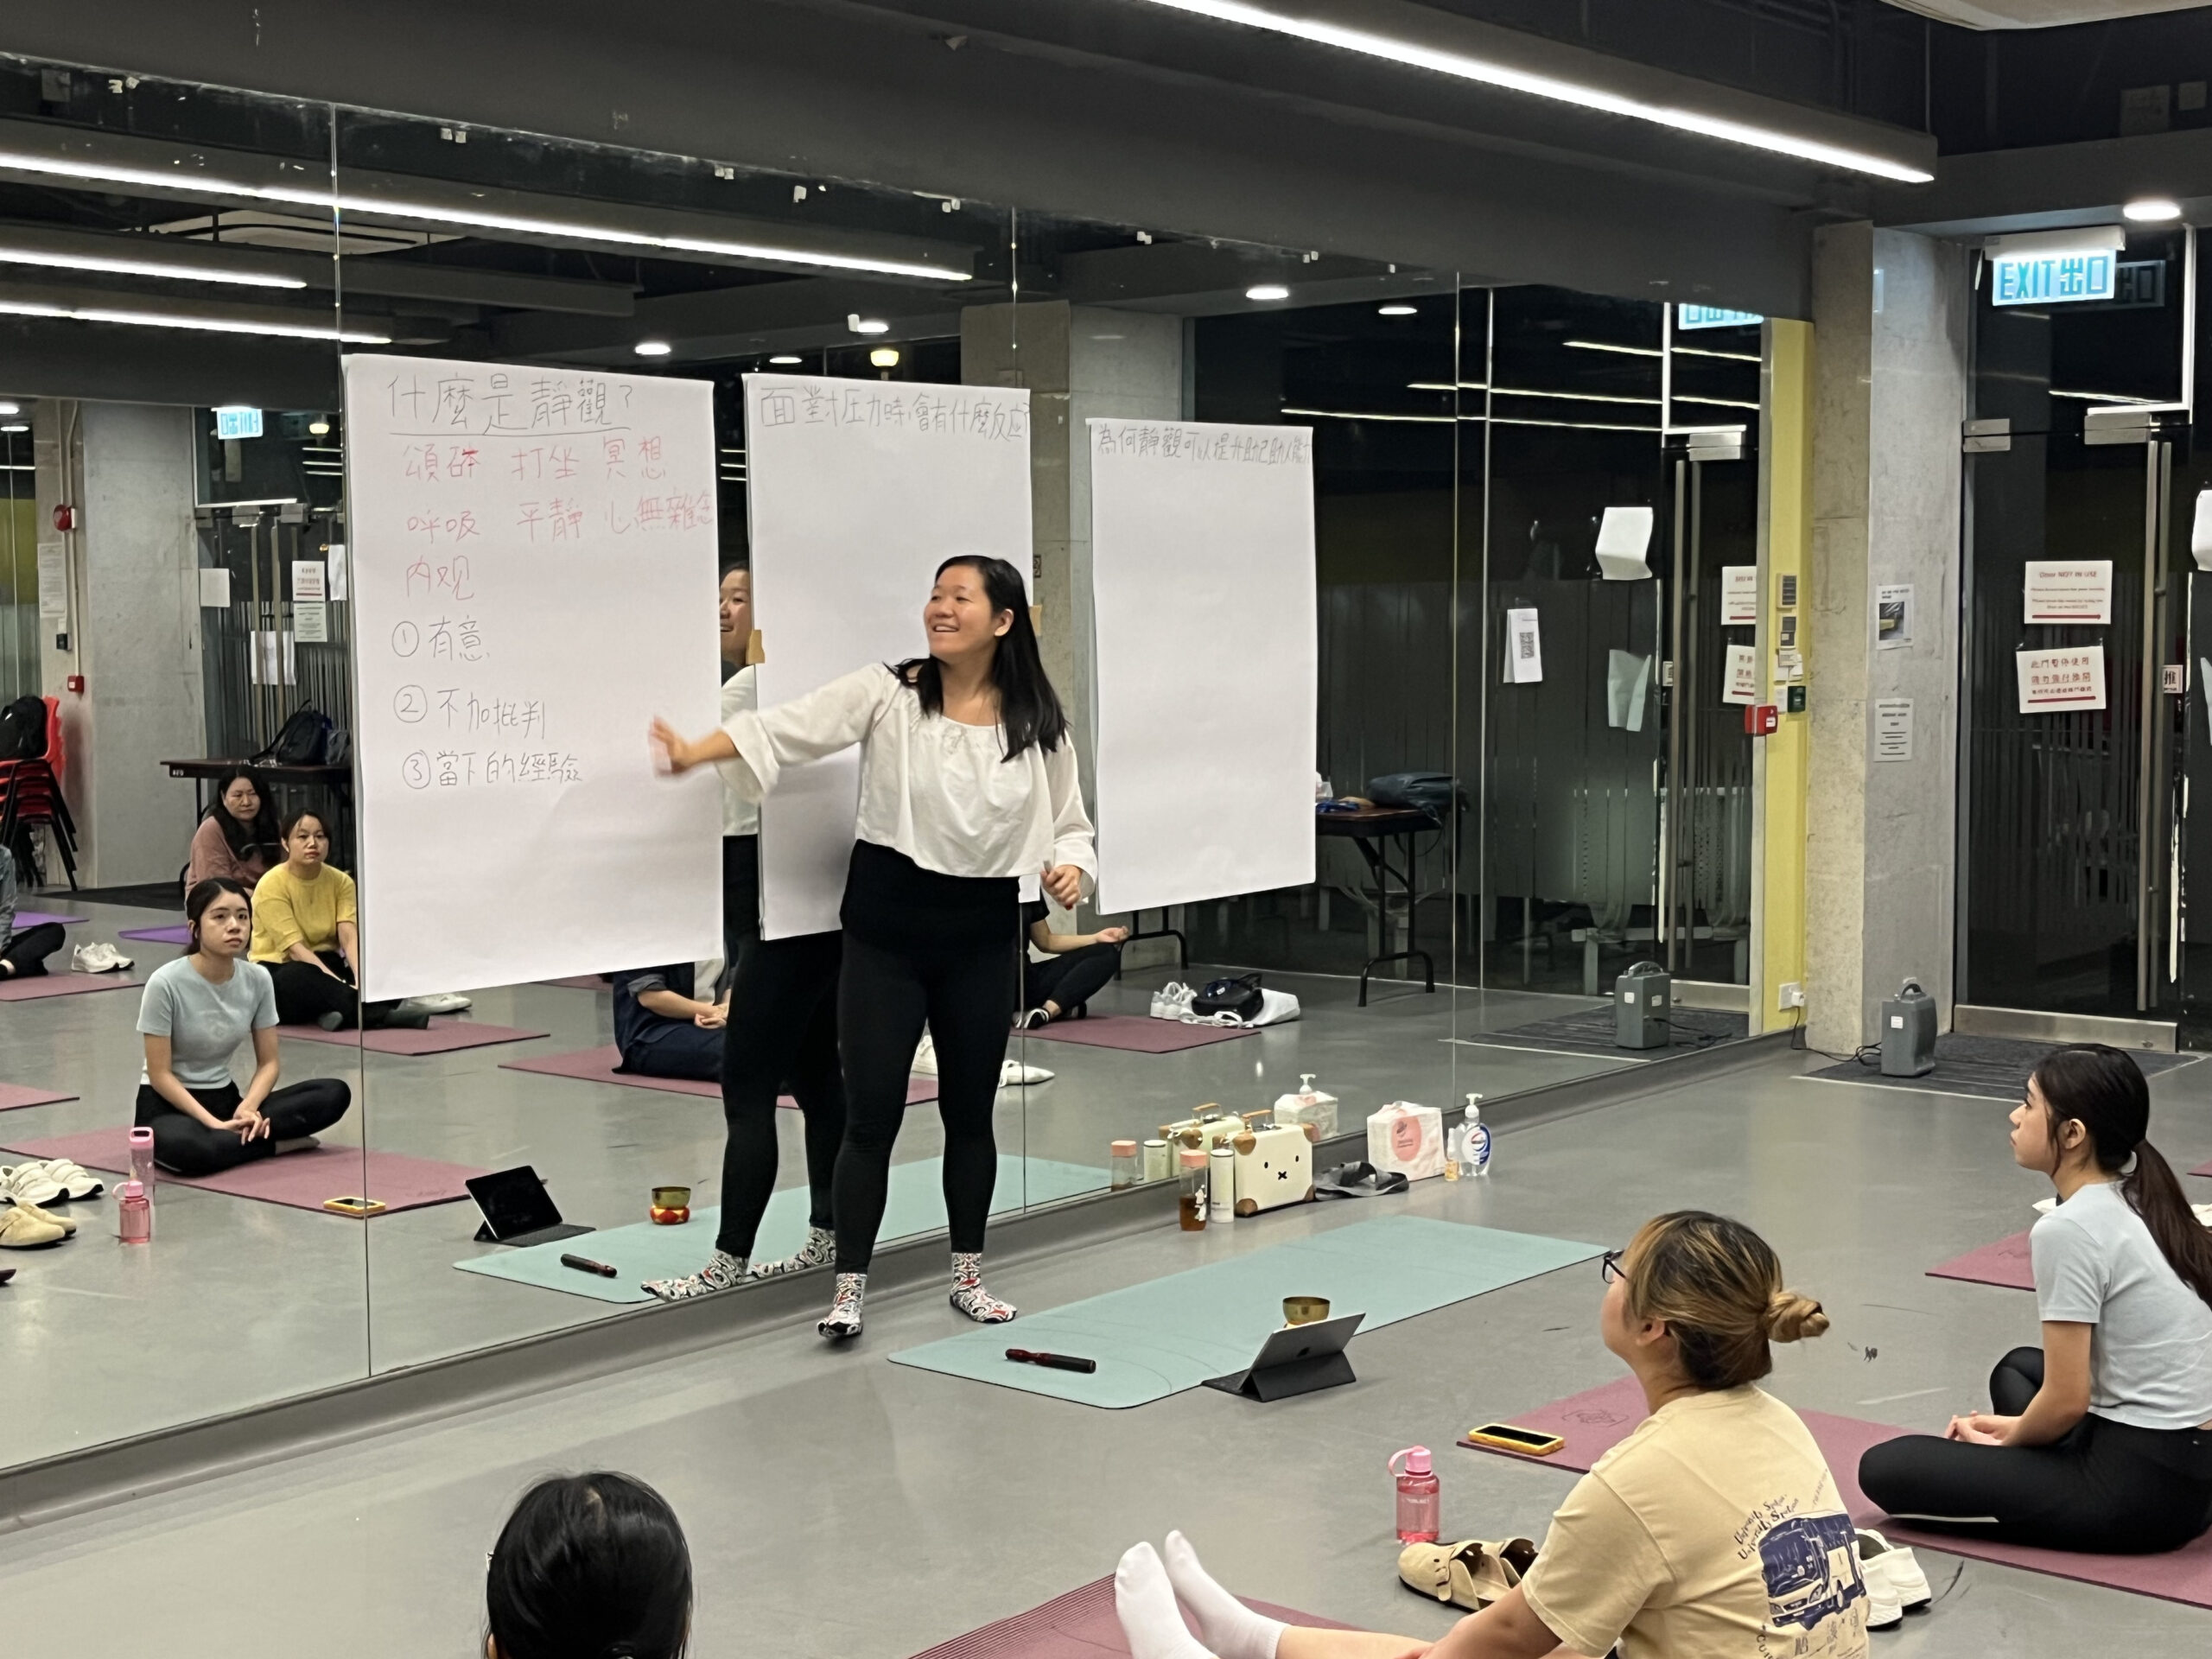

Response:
(720, 663), (1096, 890)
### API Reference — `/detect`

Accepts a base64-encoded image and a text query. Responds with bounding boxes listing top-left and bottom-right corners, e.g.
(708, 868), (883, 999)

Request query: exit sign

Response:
(1992, 250), (2117, 307)
(1678, 305), (1762, 331)
(213, 406), (263, 440)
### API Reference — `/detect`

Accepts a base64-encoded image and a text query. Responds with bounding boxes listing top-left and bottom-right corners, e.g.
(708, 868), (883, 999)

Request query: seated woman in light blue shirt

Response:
(136, 877), (352, 1178)
(1859, 1043), (2212, 1553)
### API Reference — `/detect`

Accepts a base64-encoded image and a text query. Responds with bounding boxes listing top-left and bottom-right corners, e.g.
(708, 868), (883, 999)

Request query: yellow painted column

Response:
(1751, 318), (1812, 1034)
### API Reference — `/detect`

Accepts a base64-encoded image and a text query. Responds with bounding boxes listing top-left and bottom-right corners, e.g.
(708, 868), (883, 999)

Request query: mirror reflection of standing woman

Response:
(655, 555), (1094, 1339)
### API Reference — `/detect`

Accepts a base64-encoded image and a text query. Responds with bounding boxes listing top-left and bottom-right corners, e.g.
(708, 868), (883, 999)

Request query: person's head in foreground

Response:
(486, 1472), (691, 1659)
(1115, 1211), (1867, 1659)
(185, 877), (251, 961)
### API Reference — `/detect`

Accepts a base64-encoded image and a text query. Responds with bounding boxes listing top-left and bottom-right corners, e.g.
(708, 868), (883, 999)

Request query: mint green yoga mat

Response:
(455, 1155), (1104, 1304)
(889, 1217), (1602, 1408)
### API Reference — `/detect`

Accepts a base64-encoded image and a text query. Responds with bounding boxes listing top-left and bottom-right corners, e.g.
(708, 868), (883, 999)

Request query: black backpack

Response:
(1192, 973), (1265, 1021)
(0, 696), (45, 762)
(255, 703), (333, 766)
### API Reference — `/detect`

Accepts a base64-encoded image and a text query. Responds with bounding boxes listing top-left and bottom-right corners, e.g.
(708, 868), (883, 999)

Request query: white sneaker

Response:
(398, 992), (472, 1015)
(912, 1030), (938, 1077)
(998, 1058), (1055, 1087)
(1857, 1530), (1929, 1615)
(1856, 1536), (1904, 1630)
(71, 943), (131, 974)
(0, 1163), (64, 1207)
(1148, 982), (1195, 1020)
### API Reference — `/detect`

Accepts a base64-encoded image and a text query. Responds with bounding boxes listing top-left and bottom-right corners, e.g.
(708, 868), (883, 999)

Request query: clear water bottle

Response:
(1389, 1446), (1440, 1542)
(1178, 1148), (1210, 1232)
(118, 1179), (152, 1244)
(1465, 1093), (1491, 1179)
(128, 1125), (156, 1197)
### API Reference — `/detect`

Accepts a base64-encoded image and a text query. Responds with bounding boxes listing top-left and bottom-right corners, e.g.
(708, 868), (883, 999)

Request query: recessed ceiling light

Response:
(849, 315), (891, 335)
(1246, 284), (1291, 302)
(769, 354), (803, 365)
(1378, 303), (1418, 316)
(2124, 197), (2182, 222)
(0, 297), (386, 344)
(1123, 0), (1934, 182)
(0, 423), (27, 432)
(633, 340), (672, 357)
(0, 402), (18, 416)
(308, 419), (331, 435)
(869, 346), (900, 368)
(0, 245), (307, 289)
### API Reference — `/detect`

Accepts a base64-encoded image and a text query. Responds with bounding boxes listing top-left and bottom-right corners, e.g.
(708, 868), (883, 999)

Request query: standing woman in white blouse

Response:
(653, 555), (1095, 1339)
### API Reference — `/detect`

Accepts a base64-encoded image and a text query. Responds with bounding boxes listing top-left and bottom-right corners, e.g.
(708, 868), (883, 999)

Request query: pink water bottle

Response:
(1389, 1446), (1440, 1543)
(128, 1126), (156, 1197)
(118, 1180), (152, 1244)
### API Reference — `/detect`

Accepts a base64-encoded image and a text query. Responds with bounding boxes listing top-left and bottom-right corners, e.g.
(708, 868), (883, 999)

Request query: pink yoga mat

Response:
(0, 1082), (76, 1111)
(1926, 1230), (2036, 1291)
(118, 925), (193, 944)
(1025, 1014), (1255, 1053)
(499, 1045), (938, 1109)
(0, 1126), (484, 1214)
(907, 1575), (1348, 1659)
(0, 972), (138, 1001)
(540, 975), (611, 991)
(280, 1017), (548, 1055)
(2194, 1158), (2212, 1178)
(1462, 1375), (2212, 1609)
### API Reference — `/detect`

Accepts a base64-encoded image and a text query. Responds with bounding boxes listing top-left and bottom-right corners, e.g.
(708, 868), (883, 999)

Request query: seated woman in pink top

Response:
(186, 767), (280, 895)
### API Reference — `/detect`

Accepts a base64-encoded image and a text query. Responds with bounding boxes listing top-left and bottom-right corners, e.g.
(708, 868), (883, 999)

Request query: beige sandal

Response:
(1397, 1537), (1538, 1610)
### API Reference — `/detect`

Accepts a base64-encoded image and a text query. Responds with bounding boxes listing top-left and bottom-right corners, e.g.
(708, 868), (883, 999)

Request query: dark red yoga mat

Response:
(500, 1045), (937, 1108)
(1025, 1014), (1255, 1053)
(0, 971), (138, 1001)
(1926, 1230), (2036, 1291)
(0, 1127), (484, 1214)
(1462, 1375), (2212, 1609)
(280, 1017), (548, 1055)
(906, 1574), (1349, 1659)
(540, 975), (611, 991)
(0, 1082), (76, 1111)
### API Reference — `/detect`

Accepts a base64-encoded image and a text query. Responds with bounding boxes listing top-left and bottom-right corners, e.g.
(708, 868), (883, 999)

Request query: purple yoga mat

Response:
(2194, 1157), (2212, 1178)
(0, 971), (138, 1001)
(0, 1082), (76, 1111)
(906, 1575), (1348, 1659)
(14, 912), (84, 929)
(118, 924), (194, 944)
(279, 1017), (548, 1055)
(1462, 1375), (2212, 1609)
(1927, 1230), (2036, 1291)
(1024, 1014), (1255, 1053)
(0, 1126), (484, 1215)
(500, 1045), (938, 1109)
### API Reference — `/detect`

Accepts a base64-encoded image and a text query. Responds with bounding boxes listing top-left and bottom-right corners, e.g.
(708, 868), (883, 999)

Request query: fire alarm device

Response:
(65, 674), (83, 695)
(1744, 703), (1779, 736)
(51, 504), (75, 532)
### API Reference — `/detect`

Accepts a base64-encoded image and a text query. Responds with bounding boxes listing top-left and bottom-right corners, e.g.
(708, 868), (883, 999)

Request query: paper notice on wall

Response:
(1606, 649), (1651, 731)
(36, 544), (66, 620)
(250, 629), (296, 686)
(1722, 642), (1758, 704)
(197, 566), (232, 607)
(1720, 565), (1758, 625)
(1874, 697), (1913, 761)
(291, 559), (327, 602)
(2024, 560), (2113, 625)
(326, 543), (347, 601)
(1594, 505), (1655, 581)
(2192, 493), (2212, 573)
(292, 601), (328, 644)
(1875, 582), (1913, 649)
(2017, 644), (2106, 711)
(1504, 607), (1543, 682)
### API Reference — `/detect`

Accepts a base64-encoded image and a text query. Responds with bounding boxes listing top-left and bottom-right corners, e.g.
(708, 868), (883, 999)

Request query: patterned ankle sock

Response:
(949, 1250), (1017, 1323)
(642, 1250), (749, 1303)
(818, 1272), (867, 1338)
(752, 1225), (836, 1279)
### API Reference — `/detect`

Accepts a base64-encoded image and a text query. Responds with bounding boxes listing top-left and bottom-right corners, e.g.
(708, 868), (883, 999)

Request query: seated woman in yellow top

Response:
(250, 811), (423, 1032)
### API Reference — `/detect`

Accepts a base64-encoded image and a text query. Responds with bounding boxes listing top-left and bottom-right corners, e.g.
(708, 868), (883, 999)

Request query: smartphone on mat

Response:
(322, 1196), (388, 1217)
(1466, 1423), (1566, 1456)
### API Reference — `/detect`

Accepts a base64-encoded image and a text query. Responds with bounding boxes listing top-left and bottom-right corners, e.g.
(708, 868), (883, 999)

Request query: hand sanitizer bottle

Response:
(1464, 1093), (1491, 1178)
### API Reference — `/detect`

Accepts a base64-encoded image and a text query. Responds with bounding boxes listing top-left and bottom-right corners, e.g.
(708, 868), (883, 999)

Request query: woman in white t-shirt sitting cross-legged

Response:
(1860, 1043), (2212, 1554)
(135, 878), (353, 1178)
(1113, 1211), (1872, 1659)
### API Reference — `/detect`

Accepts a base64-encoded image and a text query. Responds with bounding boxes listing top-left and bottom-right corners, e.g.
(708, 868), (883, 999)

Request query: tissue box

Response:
(1367, 1101), (1444, 1181)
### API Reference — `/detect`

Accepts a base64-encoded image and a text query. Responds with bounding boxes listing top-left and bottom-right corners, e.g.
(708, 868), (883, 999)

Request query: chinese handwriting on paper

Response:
(1092, 423), (1313, 465)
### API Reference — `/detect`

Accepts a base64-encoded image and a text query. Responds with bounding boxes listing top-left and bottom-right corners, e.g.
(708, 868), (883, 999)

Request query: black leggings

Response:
(1023, 941), (1120, 1016)
(833, 930), (1016, 1273)
(0, 921), (64, 977)
(266, 951), (400, 1030)
(1859, 1346), (2212, 1554)
(134, 1078), (353, 1178)
(715, 928), (846, 1259)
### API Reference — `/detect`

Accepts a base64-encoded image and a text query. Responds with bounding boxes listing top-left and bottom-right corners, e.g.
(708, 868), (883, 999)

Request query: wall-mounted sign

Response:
(1720, 565), (1758, 626)
(213, 405), (264, 441)
(1876, 582), (1914, 650)
(2024, 560), (2113, 625)
(1503, 607), (1543, 683)
(1986, 226), (2126, 309)
(1874, 698), (1914, 763)
(1678, 305), (1762, 331)
(2017, 645), (2106, 712)
(1722, 643), (1758, 705)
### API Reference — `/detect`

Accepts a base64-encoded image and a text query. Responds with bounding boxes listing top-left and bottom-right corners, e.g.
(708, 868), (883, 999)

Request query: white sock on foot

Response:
(1163, 1531), (1285, 1659)
(1116, 1543), (1215, 1659)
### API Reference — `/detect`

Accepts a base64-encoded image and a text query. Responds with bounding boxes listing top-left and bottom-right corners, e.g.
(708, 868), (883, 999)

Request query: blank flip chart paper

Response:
(344, 353), (722, 1001)
(1089, 419), (1317, 915)
(745, 374), (1034, 939)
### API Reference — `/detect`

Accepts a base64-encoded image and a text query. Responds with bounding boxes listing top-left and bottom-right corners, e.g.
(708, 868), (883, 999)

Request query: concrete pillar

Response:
(1805, 225), (1968, 1051)
(35, 400), (205, 888)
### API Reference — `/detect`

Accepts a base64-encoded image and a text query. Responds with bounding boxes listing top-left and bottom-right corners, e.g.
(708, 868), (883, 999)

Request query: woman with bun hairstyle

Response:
(1112, 1211), (1868, 1659)
(1859, 1044), (2212, 1554)
(484, 1471), (691, 1659)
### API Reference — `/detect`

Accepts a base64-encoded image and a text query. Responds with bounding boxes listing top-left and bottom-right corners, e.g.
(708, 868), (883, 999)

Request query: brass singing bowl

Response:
(652, 1185), (693, 1209)
(1283, 1295), (1331, 1326)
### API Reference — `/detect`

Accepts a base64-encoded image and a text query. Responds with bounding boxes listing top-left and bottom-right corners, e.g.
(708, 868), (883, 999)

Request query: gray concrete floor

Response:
(6, 1034), (2212, 1655)
(0, 900), (1634, 1464)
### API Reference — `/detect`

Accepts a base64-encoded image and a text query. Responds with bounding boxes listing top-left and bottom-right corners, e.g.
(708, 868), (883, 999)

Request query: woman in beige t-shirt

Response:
(1112, 1212), (1870, 1659)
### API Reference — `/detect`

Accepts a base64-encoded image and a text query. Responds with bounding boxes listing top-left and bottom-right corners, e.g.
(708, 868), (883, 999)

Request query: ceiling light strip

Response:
(0, 153), (969, 283)
(1565, 339), (1662, 358)
(0, 247), (306, 289)
(1128, 0), (1933, 182)
(0, 297), (388, 343)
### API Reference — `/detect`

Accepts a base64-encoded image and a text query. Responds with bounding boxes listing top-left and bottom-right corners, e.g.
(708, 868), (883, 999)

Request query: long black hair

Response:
(203, 766), (279, 863)
(897, 555), (1067, 761)
(2034, 1043), (2212, 1310)
(184, 876), (249, 953)
(486, 1471), (692, 1659)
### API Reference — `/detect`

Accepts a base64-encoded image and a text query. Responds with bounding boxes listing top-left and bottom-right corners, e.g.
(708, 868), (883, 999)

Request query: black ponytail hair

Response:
(897, 555), (1068, 762)
(184, 876), (249, 953)
(486, 1471), (691, 1659)
(204, 766), (280, 863)
(2034, 1043), (2212, 1311)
